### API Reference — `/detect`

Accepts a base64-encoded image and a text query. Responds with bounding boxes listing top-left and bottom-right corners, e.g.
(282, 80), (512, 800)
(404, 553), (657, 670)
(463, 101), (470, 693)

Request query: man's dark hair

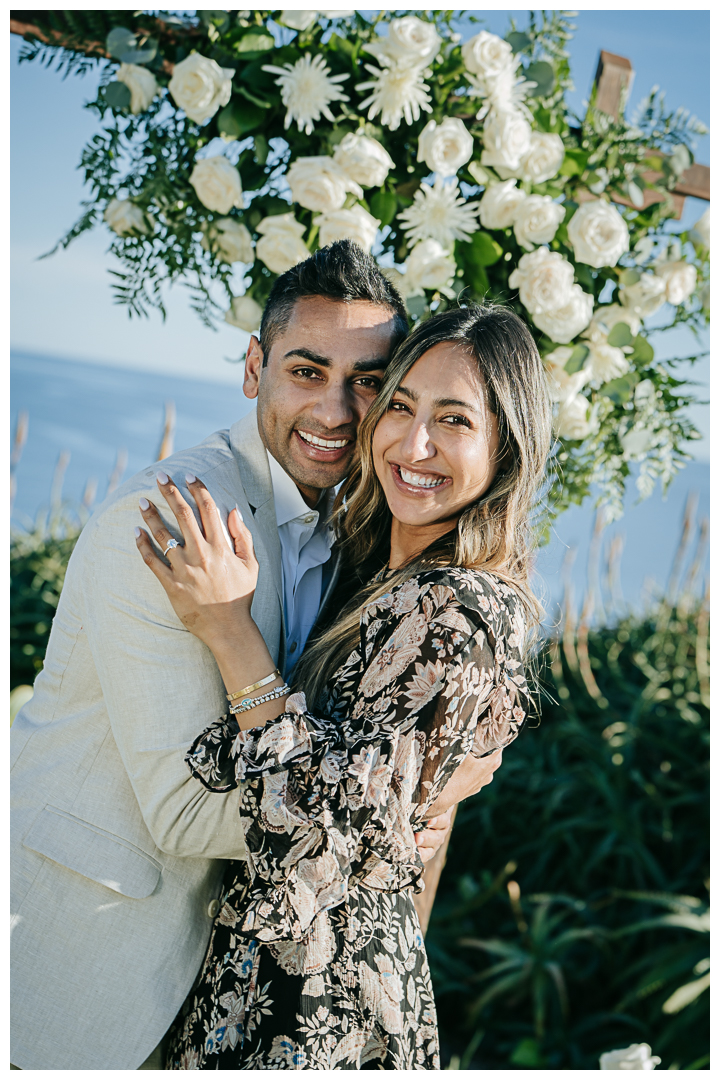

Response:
(258, 239), (409, 363)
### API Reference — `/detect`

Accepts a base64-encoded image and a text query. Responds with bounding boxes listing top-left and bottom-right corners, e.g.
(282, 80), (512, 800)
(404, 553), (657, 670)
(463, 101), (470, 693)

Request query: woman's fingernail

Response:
(185, 473), (197, 484)
(139, 497), (150, 511)
(235, 504), (243, 522)
(134, 527), (141, 538)
(156, 470), (169, 485)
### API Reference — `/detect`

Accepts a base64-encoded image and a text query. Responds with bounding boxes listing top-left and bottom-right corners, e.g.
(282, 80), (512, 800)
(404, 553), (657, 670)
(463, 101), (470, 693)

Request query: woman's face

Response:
(372, 341), (502, 537)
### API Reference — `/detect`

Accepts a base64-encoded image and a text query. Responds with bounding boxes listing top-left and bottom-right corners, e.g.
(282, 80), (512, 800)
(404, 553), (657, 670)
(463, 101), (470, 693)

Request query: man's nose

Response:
(400, 419), (436, 462)
(312, 381), (354, 430)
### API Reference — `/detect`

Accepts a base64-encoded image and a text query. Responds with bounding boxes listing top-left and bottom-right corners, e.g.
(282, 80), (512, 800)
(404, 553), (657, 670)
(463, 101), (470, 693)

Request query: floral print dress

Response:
(166, 568), (530, 1071)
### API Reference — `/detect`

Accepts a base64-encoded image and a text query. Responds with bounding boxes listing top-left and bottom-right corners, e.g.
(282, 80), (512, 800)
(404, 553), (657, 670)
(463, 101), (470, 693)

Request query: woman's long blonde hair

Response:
(292, 303), (552, 707)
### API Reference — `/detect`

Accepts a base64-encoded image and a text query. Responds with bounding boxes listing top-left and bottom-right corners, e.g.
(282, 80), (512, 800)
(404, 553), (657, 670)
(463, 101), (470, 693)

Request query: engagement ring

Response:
(163, 539), (180, 557)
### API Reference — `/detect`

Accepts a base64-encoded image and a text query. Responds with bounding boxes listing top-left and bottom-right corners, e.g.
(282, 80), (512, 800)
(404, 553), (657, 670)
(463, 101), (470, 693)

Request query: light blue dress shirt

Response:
(267, 452), (336, 678)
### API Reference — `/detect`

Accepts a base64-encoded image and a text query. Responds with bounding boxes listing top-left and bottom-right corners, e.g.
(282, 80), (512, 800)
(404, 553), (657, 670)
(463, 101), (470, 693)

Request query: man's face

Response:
(243, 296), (397, 506)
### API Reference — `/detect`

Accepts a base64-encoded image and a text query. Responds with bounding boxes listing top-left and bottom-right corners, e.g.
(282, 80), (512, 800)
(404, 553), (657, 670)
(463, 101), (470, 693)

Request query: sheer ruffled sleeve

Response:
(186, 569), (530, 943)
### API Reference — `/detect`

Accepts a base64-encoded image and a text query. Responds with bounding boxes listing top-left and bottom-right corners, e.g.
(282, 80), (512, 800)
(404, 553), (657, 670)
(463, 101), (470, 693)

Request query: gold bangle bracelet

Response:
(226, 669), (281, 702)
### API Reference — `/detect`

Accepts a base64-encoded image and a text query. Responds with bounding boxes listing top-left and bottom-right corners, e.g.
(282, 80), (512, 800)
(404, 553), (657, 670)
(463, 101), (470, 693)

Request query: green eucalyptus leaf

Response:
(199, 10), (231, 32)
(506, 31), (532, 54)
(599, 373), (639, 403)
(607, 322), (634, 348)
(464, 231), (504, 269)
(104, 81), (132, 109)
(217, 100), (265, 138)
(406, 294), (428, 319)
(120, 42), (158, 66)
(253, 134), (269, 166)
(370, 190), (398, 229)
(106, 27), (137, 60)
(235, 30), (276, 57)
(631, 335), (655, 365)
(560, 151), (587, 178)
(525, 61), (555, 98)
(564, 345), (589, 374)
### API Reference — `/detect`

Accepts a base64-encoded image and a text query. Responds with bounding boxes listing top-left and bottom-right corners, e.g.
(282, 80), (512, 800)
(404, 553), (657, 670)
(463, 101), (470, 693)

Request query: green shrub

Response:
(431, 598), (710, 1070)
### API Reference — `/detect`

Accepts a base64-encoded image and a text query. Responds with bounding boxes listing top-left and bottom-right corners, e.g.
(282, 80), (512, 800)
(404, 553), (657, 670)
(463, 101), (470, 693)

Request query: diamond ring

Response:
(163, 538), (180, 557)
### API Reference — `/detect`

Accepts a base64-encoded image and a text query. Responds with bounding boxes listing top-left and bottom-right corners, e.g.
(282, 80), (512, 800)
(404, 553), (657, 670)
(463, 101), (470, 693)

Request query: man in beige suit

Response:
(11, 243), (495, 1069)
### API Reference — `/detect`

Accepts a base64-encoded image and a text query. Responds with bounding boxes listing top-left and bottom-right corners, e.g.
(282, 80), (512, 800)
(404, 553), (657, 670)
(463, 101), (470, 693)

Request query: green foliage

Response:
(430, 596), (710, 1069)
(10, 511), (83, 689)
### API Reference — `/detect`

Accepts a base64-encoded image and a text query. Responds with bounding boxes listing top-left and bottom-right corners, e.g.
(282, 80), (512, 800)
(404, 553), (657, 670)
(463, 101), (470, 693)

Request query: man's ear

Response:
(243, 336), (264, 399)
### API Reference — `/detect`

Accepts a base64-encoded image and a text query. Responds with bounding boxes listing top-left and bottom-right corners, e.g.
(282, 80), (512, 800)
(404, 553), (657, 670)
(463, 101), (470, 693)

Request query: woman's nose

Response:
(400, 420), (436, 462)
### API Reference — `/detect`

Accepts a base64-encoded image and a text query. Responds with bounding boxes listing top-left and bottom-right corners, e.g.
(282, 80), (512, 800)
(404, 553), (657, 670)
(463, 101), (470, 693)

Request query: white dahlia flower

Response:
(418, 118), (474, 179)
(480, 109), (533, 172)
(225, 294), (264, 332)
(533, 285), (594, 344)
(364, 16), (442, 67)
(397, 177), (480, 249)
(333, 132), (394, 189)
(357, 62), (432, 131)
(315, 204), (380, 251)
(567, 200), (630, 268)
(513, 195), (565, 251)
(263, 53), (350, 135)
(255, 214), (311, 275)
(168, 53), (233, 125)
(508, 249), (575, 315)
(116, 63), (159, 114)
(479, 178), (527, 230)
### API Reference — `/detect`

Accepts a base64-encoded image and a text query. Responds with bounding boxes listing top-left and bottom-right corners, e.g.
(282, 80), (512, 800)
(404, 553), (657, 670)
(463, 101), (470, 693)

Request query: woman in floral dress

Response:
(136, 304), (551, 1069)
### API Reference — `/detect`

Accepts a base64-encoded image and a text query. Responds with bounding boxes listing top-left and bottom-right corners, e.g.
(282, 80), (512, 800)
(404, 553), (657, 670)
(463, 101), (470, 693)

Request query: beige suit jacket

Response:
(10, 410), (297, 1070)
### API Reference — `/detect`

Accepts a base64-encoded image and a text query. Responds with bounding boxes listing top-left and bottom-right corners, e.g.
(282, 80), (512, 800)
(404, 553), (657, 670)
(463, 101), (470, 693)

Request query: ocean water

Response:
(11, 351), (709, 621)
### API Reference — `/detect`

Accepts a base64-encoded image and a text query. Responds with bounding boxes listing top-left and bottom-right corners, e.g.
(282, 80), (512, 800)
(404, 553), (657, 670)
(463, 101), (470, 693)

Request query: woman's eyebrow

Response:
(396, 386), (479, 412)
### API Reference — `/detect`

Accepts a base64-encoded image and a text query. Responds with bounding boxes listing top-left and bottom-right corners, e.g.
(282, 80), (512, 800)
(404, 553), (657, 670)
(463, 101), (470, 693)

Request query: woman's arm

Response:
(135, 473), (289, 728)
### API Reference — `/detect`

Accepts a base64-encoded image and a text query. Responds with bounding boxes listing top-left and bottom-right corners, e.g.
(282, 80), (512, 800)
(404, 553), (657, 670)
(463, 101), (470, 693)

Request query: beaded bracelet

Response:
(228, 683), (290, 715)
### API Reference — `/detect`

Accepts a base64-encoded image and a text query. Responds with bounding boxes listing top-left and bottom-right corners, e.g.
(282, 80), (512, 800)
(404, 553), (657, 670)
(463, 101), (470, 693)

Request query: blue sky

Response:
(10, 8), (710, 453)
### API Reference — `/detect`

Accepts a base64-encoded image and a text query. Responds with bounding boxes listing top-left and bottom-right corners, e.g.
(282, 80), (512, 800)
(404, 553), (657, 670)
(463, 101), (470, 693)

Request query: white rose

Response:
(518, 131), (565, 184)
(689, 206), (709, 251)
(508, 249), (575, 315)
(599, 1044), (661, 1070)
(586, 341), (629, 383)
(481, 109), (533, 172)
(104, 198), (151, 237)
(554, 393), (594, 440)
(589, 303), (641, 338)
(225, 294), (264, 332)
(189, 156), (244, 214)
(287, 156), (362, 212)
(316, 205), (380, 251)
(462, 31), (514, 79)
(543, 346), (590, 402)
(404, 239), (456, 296)
(418, 118), (474, 179)
(255, 213), (311, 274)
(368, 16), (442, 65)
(513, 195), (565, 251)
(333, 132), (394, 189)
(620, 272), (667, 319)
(201, 218), (254, 264)
(533, 284), (594, 344)
(567, 199), (630, 268)
(279, 10), (317, 31)
(116, 63), (159, 114)
(168, 53), (234, 125)
(655, 259), (697, 305)
(479, 178), (527, 230)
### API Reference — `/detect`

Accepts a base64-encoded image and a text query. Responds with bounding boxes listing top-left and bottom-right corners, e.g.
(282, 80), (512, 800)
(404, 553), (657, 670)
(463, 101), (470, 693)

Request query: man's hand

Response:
(415, 808), (454, 864)
(424, 749), (503, 820)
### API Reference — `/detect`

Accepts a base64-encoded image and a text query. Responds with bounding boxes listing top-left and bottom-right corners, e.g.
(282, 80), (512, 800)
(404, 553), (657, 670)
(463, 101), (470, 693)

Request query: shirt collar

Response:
(267, 450), (334, 528)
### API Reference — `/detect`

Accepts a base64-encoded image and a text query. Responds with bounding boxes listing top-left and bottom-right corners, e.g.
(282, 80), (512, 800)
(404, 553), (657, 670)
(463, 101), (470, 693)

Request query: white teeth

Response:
(299, 430), (350, 449)
(399, 467), (446, 488)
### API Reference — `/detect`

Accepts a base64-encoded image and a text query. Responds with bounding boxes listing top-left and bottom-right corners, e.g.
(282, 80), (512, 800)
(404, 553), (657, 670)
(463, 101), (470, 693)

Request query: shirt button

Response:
(289, 642), (297, 653)
(303, 514), (315, 524)
(207, 898), (220, 918)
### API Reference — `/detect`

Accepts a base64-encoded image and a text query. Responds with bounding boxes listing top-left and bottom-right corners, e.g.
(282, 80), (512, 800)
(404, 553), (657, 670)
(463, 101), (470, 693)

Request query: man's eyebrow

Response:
(395, 386), (479, 412)
(282, 349), (389, 372)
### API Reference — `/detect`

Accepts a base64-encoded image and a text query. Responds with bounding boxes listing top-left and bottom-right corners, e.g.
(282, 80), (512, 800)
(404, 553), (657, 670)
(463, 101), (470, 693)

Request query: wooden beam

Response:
(594, 50), (635, 119)
(674, 163), (710, 201)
